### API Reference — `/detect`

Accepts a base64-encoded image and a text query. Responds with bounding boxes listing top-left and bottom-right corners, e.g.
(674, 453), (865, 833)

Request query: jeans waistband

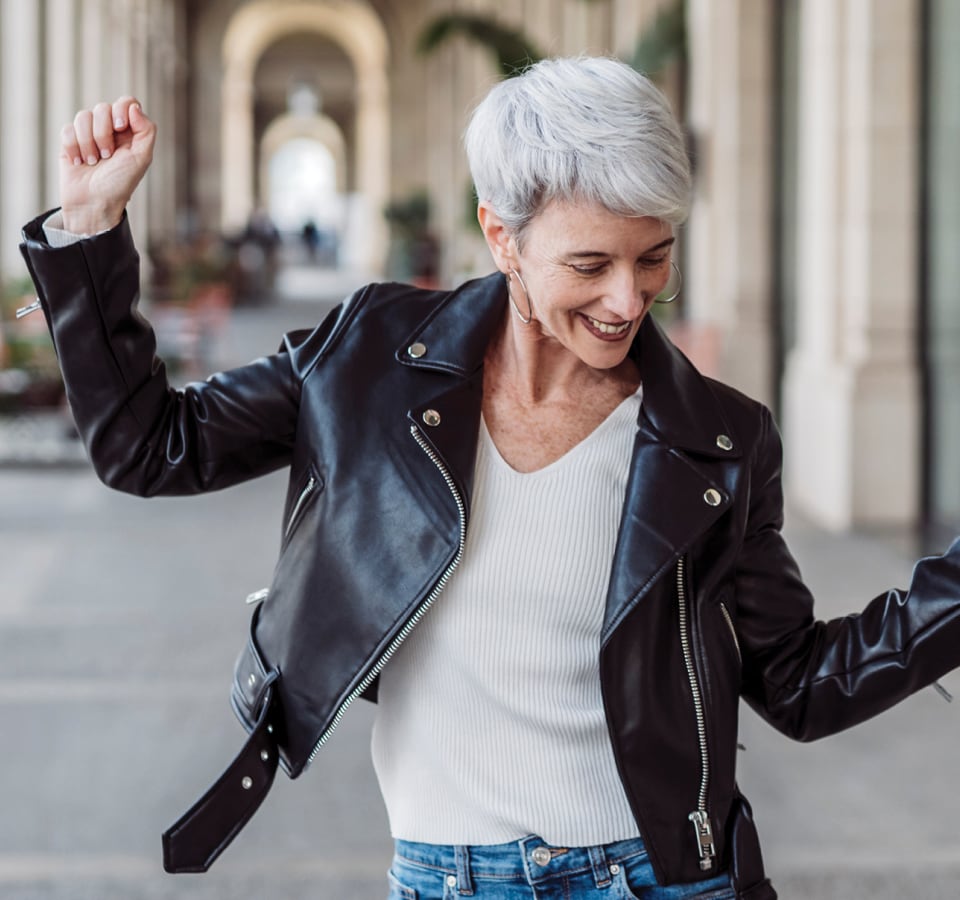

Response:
(394, 834), (648, 891)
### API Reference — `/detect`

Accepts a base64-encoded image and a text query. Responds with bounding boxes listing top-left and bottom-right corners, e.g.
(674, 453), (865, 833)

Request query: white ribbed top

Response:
(371, 389), (643, 845)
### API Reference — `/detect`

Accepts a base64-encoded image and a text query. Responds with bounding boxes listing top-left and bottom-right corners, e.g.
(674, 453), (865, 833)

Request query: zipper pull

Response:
(933, 681), (954, 703)
(15, 298), (42, 319)
(245, 588), (269, 605)
(688, 810), (716, 871)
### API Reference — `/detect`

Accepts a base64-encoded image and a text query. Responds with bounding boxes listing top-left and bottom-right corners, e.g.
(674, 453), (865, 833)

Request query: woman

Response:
(19, 57), (960, 900)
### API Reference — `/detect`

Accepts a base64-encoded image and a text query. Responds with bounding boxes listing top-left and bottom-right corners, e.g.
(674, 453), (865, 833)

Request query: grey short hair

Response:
(464, 56), (692, 237)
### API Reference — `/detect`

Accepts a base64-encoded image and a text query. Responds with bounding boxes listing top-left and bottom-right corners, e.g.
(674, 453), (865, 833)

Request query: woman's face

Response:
(486, 199), (675, 370)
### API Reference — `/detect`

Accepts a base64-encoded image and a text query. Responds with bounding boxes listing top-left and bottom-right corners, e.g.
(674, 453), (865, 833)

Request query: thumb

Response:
(127, 101), (156, 164)
(128, 102), (148, 133)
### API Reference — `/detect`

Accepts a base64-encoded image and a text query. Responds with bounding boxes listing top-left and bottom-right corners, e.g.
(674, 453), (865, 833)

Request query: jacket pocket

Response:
(281, 465), (323, 548)
(718, 600), (742, 666)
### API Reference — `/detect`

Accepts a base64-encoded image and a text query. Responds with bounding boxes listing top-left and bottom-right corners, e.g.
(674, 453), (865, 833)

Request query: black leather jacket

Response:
(21, 213), (960, 898)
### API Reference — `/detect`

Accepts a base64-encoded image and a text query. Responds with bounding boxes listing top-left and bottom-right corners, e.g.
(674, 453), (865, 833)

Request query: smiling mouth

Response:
(584, 315), (632, 336)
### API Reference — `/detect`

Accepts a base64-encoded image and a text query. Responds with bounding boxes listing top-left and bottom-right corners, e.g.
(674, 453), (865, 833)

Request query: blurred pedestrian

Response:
(301, 218), (320, 261)
(18, 62), (960, 900)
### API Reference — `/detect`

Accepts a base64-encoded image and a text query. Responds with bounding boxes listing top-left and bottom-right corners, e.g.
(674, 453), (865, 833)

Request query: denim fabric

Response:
(387, 835), (736, 899)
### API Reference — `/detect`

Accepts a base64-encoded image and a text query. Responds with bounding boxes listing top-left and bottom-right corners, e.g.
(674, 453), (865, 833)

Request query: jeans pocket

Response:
(387, 869), (418, 900)
(617, 855), (736, 900)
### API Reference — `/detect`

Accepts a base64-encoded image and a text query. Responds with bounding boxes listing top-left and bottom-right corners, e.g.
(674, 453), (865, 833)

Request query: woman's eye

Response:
(640, 256), (669, 270)
(571, 263), (607, 276)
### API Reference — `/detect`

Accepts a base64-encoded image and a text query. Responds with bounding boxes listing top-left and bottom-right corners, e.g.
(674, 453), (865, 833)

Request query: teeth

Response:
(587, 315), (631, 335)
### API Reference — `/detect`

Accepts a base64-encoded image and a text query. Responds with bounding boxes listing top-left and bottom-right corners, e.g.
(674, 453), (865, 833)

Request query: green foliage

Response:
(0, 274), (63, 409)
(417, 14), (543, 78)
(0, 276), (35, 315)
(630, 0), (686, 77)
(384, 190), (431, 239)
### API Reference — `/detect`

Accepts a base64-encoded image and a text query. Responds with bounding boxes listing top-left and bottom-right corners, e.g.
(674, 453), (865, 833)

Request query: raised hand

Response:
(59, 97), (157, 236)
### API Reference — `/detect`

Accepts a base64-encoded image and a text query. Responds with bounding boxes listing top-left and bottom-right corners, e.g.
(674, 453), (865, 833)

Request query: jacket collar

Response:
(398, 272), (742, 461)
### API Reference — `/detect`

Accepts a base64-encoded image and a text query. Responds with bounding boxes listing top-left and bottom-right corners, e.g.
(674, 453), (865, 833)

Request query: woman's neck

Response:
(484, 313), (640, 408)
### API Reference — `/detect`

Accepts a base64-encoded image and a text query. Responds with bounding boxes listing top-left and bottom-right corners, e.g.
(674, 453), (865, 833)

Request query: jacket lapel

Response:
(397, 272), (507, 516)
(601, 317), (744, 640)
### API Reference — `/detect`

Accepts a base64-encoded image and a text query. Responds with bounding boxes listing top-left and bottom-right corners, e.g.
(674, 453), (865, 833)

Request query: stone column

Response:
(424, 0), (459, 279)
(610, 0), (645, 58)
(782, 0), (921, 529)
(684, 0), (775, 403)
(220, 61), (255, 234)
(0, 0), (42, 278)
(353, 66), (391, 272)
(45, 0), (79, 209)
(79, 0), (104, 104)
(144, 0), (180, 243)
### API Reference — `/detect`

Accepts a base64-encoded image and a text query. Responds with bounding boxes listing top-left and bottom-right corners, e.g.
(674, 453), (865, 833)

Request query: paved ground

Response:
(1, 264), (959, 898)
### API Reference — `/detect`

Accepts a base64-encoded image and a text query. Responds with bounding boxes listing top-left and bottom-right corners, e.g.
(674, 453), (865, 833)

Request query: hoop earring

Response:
(654, 261), (683, 304)
(508, 268), (533, 324)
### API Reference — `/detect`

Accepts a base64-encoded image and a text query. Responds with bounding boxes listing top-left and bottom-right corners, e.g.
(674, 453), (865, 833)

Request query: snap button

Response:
(704, 488), (722, 507)
(260, 750), (270, 762)
(241, 776), (253, 790)
(609, 863), (621, 875)
(446, 875), (457, 887)
(716, 434), (733, 451)
(408, 342), (427, 359)
(422, 409), (441, 427)
(532, 846), (552, 866)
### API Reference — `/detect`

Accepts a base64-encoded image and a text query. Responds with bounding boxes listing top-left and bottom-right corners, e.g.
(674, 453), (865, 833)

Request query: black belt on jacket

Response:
(162, 670), (279, 873)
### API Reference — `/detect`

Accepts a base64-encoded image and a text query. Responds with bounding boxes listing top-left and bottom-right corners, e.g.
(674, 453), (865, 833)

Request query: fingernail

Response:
(115, 117), (124, 129)
(73, 157), (83, 167)
(100, 148), (111, 159)
(86, 155), (98, 166)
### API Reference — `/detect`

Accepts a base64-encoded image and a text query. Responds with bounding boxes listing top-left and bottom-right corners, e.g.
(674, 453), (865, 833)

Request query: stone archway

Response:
(221, 0), (390, 271)
(260, 112), (348, 203)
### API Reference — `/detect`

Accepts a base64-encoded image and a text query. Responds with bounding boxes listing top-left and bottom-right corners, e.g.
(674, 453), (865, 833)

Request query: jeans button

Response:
(532, 846), (551, 866)
(446, 875), (456, 888)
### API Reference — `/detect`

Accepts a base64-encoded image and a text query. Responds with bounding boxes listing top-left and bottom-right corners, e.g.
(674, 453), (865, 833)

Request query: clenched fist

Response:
(59, 97), (157, 235)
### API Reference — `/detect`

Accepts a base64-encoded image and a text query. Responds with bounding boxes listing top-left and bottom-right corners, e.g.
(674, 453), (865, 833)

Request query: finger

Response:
(128, 101), (157, 163)
(111, 96), (136, 131)
(60, 122), (83, 168)
(128, 100), (153, 134)
(92, 102), (115, 159)
(73, 109), (99, 167)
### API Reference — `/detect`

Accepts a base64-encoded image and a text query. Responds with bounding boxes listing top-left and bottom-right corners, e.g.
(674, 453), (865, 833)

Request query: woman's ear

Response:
(477, 202), (517, 273)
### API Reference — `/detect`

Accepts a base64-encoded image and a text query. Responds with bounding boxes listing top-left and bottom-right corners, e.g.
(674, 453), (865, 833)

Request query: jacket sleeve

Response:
(19, 211), (333, 497)
(736, 406), (960, 741)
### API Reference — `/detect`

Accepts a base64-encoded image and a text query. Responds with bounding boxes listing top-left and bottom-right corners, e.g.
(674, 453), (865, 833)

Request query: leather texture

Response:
(21, 212), (960, 898)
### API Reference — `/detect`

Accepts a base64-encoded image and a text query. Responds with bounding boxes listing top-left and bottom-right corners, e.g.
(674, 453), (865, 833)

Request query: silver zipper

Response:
(304, 423), (466, 765)
(676, 557), (716, 871)
(285, 475), (317, 537)
(15, 298), (42, 319)
(719, 601), (741, 665)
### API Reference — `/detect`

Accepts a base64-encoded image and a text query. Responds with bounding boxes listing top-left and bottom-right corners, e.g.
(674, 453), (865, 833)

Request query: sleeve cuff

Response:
(42, 210), (114, 247)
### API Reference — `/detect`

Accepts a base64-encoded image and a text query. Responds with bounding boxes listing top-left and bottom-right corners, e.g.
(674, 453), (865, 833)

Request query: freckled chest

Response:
(481, 374), (639, 474)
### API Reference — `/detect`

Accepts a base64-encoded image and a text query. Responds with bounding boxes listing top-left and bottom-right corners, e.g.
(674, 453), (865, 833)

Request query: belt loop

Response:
(454, 845), (474, 895)
(588, 844), (612, 888)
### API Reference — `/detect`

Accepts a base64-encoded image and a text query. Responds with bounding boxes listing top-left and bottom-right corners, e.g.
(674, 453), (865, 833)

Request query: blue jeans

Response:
(388, 835), (736, 899)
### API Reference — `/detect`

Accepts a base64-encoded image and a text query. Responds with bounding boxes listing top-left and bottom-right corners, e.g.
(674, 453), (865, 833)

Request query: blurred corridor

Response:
(2, 1), (960, 897)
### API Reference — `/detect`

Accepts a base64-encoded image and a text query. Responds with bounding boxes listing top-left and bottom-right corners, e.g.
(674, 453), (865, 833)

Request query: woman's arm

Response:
(736, 406), (960, 741)
(20, 212), (309, 495)
(17, 97), (313, 495)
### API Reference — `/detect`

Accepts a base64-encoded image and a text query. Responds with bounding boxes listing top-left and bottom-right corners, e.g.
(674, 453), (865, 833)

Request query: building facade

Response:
(0, 0), (956, 536)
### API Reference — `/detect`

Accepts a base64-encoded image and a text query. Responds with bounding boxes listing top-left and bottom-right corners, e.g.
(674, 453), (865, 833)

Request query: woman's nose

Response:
(603, 272), (648, 320)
